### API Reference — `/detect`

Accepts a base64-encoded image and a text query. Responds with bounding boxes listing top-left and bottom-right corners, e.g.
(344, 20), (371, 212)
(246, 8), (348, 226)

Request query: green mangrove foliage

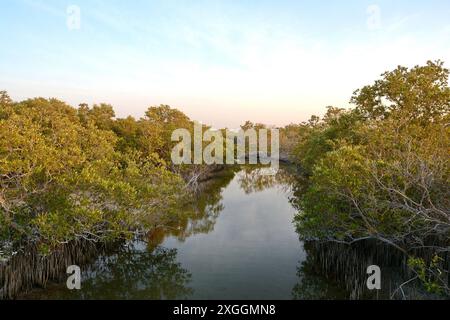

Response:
(0, 93), (196, 255)
(290, 61), (449, 294)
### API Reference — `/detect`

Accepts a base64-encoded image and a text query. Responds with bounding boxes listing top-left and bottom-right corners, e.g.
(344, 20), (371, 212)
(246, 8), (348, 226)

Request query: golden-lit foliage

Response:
(290, 61), (449, 294)
(0, 95), (191, 253)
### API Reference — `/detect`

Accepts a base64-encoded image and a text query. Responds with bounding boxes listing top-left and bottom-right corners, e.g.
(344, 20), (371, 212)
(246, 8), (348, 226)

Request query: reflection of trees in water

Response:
(148, 168), (238, 247)
(293, 241), (446, 300)
(292, 256), (347, 300)
(2, 240), (103, 299)
(66, 243), (193, 300)
(286, 173), (310, 213)
(150, 165), (299, 247)
(237, 165), (298, 194)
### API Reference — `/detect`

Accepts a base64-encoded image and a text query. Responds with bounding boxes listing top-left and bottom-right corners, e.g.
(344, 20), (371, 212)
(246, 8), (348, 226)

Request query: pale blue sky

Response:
(1, 0), (450, 127)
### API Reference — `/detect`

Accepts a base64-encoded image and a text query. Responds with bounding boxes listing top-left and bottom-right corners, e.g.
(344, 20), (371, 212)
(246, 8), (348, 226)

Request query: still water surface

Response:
(23, 167), (351, 299)
(162, 168), (302, 299)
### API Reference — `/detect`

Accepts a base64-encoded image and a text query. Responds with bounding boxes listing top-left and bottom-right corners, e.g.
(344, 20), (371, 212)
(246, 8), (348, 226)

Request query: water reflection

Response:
(292, 256), (347, 300)
(160, 165), (304, 299)
(236, 166), (300, 195)
(148, 166), (298, 248)
(78, 244), (193, 300)
(24, 243), (193, 300)
(293, 240), (449, 300)
(147, 168), (238, 248)
(20, 166), (335, 300)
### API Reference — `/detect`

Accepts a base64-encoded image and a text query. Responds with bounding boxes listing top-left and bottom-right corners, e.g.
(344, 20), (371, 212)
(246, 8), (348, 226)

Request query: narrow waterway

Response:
(20, 166), (434, 300)
(160, 168), (304, 299)
(21, 167), (338, 299)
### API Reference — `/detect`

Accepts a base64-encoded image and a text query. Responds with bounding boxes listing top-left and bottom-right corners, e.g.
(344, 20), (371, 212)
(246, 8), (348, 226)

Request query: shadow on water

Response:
(77, 244), (192, 300)
(293, 240), (448, 300)
(23, 243), (193, 300)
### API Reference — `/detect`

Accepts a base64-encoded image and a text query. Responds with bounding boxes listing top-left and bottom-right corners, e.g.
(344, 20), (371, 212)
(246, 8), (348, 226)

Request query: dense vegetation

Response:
(289, 61), (449, 295)
(0, 95), (204, 258)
